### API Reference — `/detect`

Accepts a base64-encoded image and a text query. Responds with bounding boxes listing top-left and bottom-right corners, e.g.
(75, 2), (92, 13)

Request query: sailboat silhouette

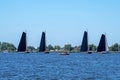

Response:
(97, 34), (109, 53)
(80, 31), (92, 54)
(80, 31), (88, 52)
(18, 32), (27, 52)
(39, 32), (49, 53)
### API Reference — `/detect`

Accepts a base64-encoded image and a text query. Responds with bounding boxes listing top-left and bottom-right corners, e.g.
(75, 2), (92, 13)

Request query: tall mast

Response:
(45, 31), (46, 50)
(25, 30), (27, 51)
(87, 30), (89, 51)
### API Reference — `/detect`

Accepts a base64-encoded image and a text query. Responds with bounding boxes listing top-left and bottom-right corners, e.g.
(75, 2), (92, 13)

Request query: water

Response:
(0, 52), (120, 80)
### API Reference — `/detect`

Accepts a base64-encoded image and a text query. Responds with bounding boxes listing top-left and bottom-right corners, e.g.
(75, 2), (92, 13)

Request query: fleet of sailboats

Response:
(17, 31), (109, 54)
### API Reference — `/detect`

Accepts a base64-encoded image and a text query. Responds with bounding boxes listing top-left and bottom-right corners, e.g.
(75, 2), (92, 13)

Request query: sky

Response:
(0, 0), (120, 48)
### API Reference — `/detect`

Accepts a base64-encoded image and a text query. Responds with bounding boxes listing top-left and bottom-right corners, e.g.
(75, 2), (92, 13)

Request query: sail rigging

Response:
(80, 31), (88, 52)
(97, 34), (107, 52)
(18, 32), (27, 52)
(39, 32), (46, 52)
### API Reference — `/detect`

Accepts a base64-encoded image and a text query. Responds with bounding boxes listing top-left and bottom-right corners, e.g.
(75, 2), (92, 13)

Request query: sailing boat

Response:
(97, 34), (109, 53)
(17, 32), (29, 53)
(39, 32), (49, 53)
(80, 31), (92, 54)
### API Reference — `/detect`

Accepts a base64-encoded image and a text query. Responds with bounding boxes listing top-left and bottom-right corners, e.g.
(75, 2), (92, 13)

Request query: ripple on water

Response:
(0, 53), (120, 80)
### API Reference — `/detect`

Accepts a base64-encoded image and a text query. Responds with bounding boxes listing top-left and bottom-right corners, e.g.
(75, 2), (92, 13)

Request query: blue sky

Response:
(0, 0), (120, 47)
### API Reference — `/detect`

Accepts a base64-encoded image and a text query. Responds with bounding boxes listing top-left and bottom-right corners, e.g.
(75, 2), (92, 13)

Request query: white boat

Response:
(59, 51), (70, 55)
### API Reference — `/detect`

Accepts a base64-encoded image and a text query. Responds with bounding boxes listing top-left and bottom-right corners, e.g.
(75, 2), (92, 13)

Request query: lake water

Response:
(0, 52), (120, 80)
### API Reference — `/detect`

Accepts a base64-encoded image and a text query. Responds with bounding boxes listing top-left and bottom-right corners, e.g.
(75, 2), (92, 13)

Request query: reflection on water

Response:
(0, 52), (120, 80)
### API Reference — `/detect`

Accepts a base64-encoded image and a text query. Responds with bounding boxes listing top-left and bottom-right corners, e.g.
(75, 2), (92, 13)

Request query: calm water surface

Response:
(0, 52), (120, 80)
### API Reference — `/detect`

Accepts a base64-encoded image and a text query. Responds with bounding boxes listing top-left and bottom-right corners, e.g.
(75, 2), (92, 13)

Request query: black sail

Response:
(18, 32), (26, 52)
(97, 34), (106, 52)
(80, 31), (88, 52)
(39, 32), (46, 52)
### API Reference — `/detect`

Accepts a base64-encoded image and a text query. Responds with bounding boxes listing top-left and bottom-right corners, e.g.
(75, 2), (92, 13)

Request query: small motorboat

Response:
(44, 50), (49, 54)
(100, 51), (109, 54)
(25, 51), (30, 53)
(59, 51), (70, 55)
(25, 49), (30, 53)
(87, 51), (92, 54)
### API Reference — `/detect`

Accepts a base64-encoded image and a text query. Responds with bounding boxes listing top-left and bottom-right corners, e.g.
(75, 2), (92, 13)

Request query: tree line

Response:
(0, 42), (16, 52)
(0, 42), (120, 52)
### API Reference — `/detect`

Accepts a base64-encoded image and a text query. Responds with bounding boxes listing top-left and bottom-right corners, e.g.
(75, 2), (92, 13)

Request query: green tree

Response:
(71, 46), (80, 52)
(0, 42), (16, 52)
(109, 43), (120, 51)
(48, 44), (54, 50)
(89, 44), (97, 51)
(64, 44), (72, 51)
(28, 46), (35, 52)
(54, 45), (61, 51)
